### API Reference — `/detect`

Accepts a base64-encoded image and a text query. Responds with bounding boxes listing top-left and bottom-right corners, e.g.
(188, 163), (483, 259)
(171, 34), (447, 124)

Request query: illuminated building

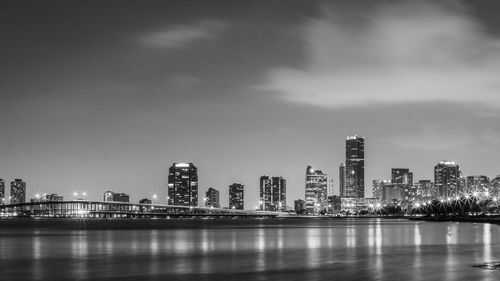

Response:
(434, 161), (460, 198)
(415, 180), (435, 200)
(466, 175), (490, 193)
(391, 168), (413, 202)
(372, 179), (392, 201)
(10, 179), (26, 204)
(305, 166), (328, 214)
(0, 179), (4, 205)
(229, 183), (244, 210)
(103, 191), (130, 202)
(491, 175), (500, 195)
(339, 163), (345, 197)
(168, 163), (198, 207)
(345, 136), (365, 199)
(294, 199), (306, 214)
(259, 176), (286, 211)
(205, 187), (220, 208)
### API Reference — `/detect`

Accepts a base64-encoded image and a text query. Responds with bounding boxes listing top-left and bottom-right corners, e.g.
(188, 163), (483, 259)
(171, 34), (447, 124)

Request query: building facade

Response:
(10, 179), (26, 204)
(466, 175), (490, 193)
(294, 199), (306, 214)
(434, 161), (460, 198)
(391, 168), (413, 202)
(229, 183), (244, 210)
(168, 163), (198, 207)
(305, 166), (328, 214)
(259, 176), (286, 211)
(103, 191), (130, 203)
(205, 187), (220, 208)
(0, 179), (4, 205)
(339, 163), (345, 197)
(345, 136), (365, 199)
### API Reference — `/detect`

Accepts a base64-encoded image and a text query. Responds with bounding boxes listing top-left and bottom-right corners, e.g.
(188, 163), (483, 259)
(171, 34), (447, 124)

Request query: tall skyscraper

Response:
(434, 161), (460, 198)
(205, 187), (220, 208)
(259, 176), (271, 210)
(10, 179), (26, 204)
(391, 168), (413, 202)
(260, 176), (286, 211)
(168, 163), (198, 206)
(229, 183), (244, 210)
(305, 166), (328, 214)
(339, 163), (345, 197)
(271, 177), (286, 212)
(345, 136), (365, 199)
(0, 179), (5, 205)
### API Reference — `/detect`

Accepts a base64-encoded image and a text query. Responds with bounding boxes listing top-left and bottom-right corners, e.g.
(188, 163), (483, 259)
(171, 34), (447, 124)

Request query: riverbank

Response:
(409, 215), (500, 224)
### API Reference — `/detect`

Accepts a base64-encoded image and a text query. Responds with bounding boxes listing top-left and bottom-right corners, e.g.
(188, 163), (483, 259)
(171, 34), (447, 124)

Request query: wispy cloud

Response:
(259, 1), (500, 108)
(141, 20), (228, 49)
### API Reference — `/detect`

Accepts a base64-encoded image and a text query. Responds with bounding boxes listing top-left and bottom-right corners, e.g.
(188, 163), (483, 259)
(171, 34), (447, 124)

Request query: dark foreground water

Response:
(1, 218), (500, 281)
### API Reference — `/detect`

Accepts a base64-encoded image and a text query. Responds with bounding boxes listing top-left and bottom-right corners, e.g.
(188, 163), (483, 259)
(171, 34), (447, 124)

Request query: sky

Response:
(1, 0), (500, 208)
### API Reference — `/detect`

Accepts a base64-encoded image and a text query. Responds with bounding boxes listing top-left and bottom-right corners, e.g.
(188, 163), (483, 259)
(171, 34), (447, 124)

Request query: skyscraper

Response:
(229, 183), (244, 210)
(391, 168), (413, 202)
(305, 166), (328, 214)
(205, 187), (220, 208)
(345, 136), (365, 198)
(10, 179), (26, 204)
(271, 177), (286, 212)
(434, 161), (460, 198)
(0, 179), (4, 205)
(168, 163), (198, 206)
(339, 163), (345, 197)
(260, 176), (286, 211)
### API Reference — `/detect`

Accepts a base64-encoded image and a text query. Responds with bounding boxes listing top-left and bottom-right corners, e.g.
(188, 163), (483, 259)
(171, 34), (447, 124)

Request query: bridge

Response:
(0, 201), (281, 218)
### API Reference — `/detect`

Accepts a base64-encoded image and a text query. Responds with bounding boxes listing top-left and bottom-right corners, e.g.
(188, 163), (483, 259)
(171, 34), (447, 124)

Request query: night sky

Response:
(1, 0), (500, 208)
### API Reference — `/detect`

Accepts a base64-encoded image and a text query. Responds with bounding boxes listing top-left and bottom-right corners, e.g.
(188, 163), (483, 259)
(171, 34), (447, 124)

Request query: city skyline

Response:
(1, 0), (500, 208)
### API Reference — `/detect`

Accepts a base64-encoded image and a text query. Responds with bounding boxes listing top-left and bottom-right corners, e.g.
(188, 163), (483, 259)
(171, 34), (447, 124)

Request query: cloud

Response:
(259, 1), (500, 108)
(141, 20), (228, 49)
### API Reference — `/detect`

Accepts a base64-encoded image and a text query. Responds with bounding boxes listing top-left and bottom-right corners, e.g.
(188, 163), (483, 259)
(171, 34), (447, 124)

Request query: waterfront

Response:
(1, 218), (500, 280)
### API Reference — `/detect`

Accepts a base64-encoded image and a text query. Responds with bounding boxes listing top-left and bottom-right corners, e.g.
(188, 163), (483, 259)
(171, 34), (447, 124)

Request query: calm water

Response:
(1, 218), (500, 280)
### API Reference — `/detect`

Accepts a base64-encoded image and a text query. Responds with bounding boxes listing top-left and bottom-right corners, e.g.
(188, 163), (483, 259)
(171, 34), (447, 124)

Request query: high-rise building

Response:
(205, 187), (220, 208)
(391, 168), (413, 202)
(260, 176), (286, 211)
(339, 163), (345, 197)
(0, 179), (5, 205)
(229, 183), (244, 210)
(466, 175), (490, 193)
(294, 199), (306, 214)
(372, 179), (392, 201)
(10, 179), (26, 204)
(345, 136), (365, 199)
(415, 180), (435, 200)
(271, 177), (286, 212)
(168, 163), (198, 206)
(103, 191), (129, 202)
(434, 161), (460, 198)
(305, 166), (328, 214)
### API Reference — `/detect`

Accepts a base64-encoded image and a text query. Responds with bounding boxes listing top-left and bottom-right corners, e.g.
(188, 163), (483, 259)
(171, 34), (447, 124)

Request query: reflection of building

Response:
(434, 161), (460, 198)
(0, 179), (4, 205)
(10, 179), (26, 204)
(466, 175), (490, 193)
(305, 166), (328, 214)
(260, 176), (286, 211)
(229, 183), (244, 210)
(205, 187), (220, 208)
(168, 163), (198, 207)
(294, 199), (306, 214)
(103, 191), (130, 202)
(345, 136), (364, 198)
(339, 163), (345, 197)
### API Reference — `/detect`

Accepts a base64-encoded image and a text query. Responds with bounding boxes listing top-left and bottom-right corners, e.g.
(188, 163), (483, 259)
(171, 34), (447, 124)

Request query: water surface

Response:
(1, 218), (499, 280)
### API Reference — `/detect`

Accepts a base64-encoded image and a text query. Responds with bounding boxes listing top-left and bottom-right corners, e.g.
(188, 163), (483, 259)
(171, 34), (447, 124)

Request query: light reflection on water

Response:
(0, 219), (499, 281)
